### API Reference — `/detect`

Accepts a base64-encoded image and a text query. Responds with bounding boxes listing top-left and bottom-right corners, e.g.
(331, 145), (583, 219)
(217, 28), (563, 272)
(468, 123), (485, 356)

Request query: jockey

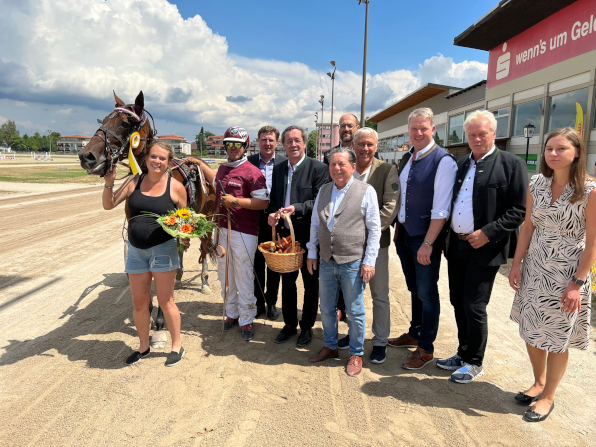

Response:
(199, 126), (269, 341)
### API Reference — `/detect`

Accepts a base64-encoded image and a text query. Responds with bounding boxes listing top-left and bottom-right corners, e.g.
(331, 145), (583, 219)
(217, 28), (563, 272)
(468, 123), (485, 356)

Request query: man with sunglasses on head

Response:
(199, 126), (269, 342)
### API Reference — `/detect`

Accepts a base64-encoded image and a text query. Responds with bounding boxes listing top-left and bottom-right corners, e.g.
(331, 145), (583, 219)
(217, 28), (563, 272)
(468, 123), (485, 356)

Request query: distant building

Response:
(56, 135), (91, 153)
(205, 135), (225, 155)
(316, 123), (339, 153)
(155, 134), (191, 155)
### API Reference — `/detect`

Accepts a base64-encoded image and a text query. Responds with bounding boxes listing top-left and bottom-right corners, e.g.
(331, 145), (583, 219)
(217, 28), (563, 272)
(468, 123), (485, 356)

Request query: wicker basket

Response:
(258, 214), (304, 273)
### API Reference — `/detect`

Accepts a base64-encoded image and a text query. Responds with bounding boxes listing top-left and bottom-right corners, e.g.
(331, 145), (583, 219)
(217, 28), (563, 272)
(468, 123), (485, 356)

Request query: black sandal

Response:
(523, 402), (554, 422)
(515, 391), (542, 405)
(126, 347), (151, 365)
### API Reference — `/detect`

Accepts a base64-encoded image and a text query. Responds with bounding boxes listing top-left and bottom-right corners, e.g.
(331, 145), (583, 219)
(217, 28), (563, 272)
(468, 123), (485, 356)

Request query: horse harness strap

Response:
(171, 158), (197, 207)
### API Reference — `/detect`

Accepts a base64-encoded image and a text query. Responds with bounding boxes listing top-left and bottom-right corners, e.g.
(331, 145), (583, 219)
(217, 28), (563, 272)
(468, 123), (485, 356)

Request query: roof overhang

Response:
(369, 83), (457, 123)
(453, 0), (577, 51)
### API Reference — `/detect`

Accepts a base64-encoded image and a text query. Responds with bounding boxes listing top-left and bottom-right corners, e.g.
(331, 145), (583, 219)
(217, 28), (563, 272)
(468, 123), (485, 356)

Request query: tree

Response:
(307, 129), (318, 158)
(195, 128), (215, 155)
(364, 117), (377, 131)
(0, 119), (19, 146)
(9, 134), (26, 151)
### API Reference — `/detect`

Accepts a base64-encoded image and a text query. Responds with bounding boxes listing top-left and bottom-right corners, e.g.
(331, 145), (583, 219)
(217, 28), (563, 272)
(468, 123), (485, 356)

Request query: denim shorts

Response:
(125, 238), (180, 274)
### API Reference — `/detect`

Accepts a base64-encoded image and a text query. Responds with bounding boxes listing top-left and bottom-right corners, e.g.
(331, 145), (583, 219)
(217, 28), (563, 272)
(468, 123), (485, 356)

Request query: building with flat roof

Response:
(56, 135), (91, 153)
(370, 81), (487, 164)
(455, 0), (596, 172)
(316, 123), (339, 155)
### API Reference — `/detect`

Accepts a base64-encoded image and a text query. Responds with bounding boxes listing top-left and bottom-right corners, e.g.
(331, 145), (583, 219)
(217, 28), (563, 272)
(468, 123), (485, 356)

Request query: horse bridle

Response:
(94, 104), (157, 176)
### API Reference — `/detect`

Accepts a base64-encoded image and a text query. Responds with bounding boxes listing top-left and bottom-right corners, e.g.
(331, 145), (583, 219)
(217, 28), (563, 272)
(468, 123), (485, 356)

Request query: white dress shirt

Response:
(284, 153), (306, 207)
(353, 164), (372, 183)
(307, 178), (381, 267)
(398, 140), (457, 224)
(451, 145), (496, 234)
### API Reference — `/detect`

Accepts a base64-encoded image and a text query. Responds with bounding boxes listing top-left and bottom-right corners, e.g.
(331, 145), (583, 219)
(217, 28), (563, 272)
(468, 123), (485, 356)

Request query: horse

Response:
(79, 91), (219, 348)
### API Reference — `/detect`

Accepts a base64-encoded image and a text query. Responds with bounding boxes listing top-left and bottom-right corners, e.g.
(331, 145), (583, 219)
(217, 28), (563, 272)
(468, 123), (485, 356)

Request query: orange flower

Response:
(179, 224), (193, 234)
(164, 216), (177, 226)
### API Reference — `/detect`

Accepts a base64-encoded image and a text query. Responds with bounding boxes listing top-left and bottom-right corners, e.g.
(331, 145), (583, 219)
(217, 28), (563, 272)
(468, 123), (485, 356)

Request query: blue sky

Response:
(173, 0), (492, 74)
(0, 0), (495, 142)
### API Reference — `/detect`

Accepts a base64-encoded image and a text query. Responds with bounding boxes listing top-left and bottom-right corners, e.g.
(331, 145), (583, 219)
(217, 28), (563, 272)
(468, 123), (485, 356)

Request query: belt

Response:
(457, 233), (471, 241)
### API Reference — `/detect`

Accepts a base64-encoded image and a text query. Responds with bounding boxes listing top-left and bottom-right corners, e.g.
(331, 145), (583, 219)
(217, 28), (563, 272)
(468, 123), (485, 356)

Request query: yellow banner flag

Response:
(129, 132), (142, 175)
(575, 102), (584, 137)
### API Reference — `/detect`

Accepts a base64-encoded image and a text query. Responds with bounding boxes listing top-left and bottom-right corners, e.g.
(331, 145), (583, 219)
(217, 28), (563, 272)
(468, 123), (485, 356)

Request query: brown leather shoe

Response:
(346, 355), (363, 376)
(308, 346), (339, 363)
(401, 347), (433, 370)
(387, 333), (418, 348)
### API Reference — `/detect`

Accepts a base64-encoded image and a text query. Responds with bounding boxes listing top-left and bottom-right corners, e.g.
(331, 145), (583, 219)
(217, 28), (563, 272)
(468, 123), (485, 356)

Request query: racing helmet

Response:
(223, 126), (250, 148)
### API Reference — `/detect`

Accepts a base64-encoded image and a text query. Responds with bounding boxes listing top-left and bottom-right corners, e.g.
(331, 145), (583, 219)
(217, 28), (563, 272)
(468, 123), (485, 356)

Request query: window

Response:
(513, 99), (542, 136)
(492, 108), (510, 138)
(397, 135), (404, 150)
(448, 114), (464, 145)
(548, 88), (589, 133)
(390, 136), (398, 151)
(433, 124), (445, 146)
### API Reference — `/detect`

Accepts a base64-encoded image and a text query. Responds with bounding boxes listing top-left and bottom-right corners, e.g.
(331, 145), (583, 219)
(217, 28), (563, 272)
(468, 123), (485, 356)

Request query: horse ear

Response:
(114, 91), (125, 107)
(134, 91), (144, 115)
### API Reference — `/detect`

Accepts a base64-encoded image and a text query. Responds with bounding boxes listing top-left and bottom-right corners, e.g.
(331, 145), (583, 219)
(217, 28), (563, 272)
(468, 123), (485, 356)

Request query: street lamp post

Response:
(523, 123), (535, 166)
(319, 95), (324, 159)
(314, 113), (318, 160)
(358, 0), (369, 128)
(47, 129), (52, 157)
(327, 61), (336, 148)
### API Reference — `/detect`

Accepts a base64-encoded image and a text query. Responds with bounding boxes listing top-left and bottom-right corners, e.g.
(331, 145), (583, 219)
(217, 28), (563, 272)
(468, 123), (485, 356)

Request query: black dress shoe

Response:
(523, 402), (554, 422)
(255, 304), (266, 319)
(296, 328), (313, 347)
(515, 391), (542, 405)
(267, 304), (279, 320)
(274, 327), (297, 344)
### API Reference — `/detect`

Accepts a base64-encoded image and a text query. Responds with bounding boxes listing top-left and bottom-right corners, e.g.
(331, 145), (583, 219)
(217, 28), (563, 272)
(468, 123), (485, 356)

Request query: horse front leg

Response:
(175, 249), (184, 290)
(200, 260), (210, 293)
(150, 305), (168, 349)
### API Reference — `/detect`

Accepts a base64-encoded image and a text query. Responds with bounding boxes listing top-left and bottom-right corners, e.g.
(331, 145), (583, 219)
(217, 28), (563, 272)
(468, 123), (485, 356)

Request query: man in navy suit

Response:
(248, 126), (287, 320)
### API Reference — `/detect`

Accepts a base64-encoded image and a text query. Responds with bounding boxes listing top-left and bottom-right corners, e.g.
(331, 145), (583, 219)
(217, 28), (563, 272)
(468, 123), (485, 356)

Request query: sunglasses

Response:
(225, 142), (244, 149)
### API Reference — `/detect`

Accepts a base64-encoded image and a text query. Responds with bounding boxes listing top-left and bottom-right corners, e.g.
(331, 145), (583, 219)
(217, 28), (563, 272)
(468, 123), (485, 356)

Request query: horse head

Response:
(79, 91), (153, 176)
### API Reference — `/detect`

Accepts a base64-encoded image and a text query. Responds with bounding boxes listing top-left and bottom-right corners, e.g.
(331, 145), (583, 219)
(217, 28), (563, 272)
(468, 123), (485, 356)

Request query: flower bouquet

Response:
(140, 208), (218, 252)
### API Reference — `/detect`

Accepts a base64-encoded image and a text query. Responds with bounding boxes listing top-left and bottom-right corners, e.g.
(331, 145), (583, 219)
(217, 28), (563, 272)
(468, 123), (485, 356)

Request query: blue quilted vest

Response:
(404, 145), (450, 237)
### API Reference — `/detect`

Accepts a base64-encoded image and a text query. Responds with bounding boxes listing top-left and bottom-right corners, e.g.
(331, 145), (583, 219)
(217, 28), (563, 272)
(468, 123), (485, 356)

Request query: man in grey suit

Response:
(248, 126), (287, 320)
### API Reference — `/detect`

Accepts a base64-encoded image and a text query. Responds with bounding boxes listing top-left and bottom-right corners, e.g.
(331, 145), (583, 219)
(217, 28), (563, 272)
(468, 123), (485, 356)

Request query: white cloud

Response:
(15, 101), (27, 107)
(0, 116), (7, 125)
(0, 1), (487, 139)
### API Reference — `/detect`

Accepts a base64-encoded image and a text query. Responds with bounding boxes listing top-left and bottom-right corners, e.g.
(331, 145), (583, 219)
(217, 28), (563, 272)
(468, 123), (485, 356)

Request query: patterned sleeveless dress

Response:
(510, 174), (595, 352)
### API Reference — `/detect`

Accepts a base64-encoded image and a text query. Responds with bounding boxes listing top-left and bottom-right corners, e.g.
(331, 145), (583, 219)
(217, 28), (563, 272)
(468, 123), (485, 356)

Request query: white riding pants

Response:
(217, 228), (258, 326)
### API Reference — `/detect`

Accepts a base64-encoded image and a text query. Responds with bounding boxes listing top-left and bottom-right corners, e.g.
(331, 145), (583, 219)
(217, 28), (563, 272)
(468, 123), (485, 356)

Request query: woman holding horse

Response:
(103, 141), (189, 367)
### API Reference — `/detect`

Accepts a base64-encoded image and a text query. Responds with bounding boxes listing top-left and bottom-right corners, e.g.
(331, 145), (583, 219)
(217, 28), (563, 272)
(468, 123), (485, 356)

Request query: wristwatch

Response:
(232, 198), (238, 207)
(571, 276), (585, 286)
(423, 239), (433, 247)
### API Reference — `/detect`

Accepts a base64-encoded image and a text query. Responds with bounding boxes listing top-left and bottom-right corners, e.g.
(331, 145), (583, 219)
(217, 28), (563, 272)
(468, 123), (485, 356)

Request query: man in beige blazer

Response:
(337, 127), (400, 364)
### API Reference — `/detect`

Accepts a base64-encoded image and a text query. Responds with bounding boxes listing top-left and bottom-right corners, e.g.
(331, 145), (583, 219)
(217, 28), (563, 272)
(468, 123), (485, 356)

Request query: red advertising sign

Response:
(487, 0), (596, 89)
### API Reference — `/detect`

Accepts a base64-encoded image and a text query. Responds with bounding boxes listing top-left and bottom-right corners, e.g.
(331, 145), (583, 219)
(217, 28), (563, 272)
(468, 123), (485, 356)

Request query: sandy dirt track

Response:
(0, 182), (595, 447)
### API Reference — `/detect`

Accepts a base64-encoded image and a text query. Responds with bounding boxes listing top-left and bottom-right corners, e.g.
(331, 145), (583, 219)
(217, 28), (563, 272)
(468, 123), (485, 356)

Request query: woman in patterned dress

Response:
(509, 128), (596, 422)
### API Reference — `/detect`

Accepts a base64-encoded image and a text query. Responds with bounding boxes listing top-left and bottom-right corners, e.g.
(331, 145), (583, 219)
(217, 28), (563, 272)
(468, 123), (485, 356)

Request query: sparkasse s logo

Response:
(496, 42), (510, 80)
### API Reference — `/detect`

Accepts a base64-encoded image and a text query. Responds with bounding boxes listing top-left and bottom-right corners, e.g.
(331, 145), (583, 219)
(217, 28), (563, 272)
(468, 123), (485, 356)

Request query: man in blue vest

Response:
(388, 107), (457, 370)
